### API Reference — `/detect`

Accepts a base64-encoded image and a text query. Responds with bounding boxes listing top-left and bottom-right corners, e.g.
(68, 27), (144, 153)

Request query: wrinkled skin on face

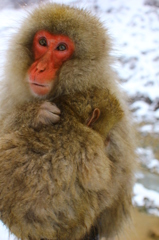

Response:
(28, 30), (75, 97)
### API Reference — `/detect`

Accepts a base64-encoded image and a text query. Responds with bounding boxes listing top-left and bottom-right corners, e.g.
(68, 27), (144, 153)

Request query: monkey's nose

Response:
(36, 61), (47, 73)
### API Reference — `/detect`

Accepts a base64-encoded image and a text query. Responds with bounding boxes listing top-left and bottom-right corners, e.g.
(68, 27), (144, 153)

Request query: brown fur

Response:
(0, 3), (136, 240)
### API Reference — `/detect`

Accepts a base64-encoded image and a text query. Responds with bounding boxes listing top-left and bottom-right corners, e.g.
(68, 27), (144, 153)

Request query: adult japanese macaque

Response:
(0, 3), (136, 240)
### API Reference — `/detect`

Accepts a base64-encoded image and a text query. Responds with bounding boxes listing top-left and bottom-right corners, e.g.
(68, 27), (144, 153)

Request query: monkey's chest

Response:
(0, 120), (108, 239)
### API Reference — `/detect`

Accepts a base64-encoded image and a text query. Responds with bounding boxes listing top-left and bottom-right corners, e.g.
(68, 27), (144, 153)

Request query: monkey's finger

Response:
(50, 103), (61, 115)
(40, 101), (61, 115)
(39, 110), (60, 124)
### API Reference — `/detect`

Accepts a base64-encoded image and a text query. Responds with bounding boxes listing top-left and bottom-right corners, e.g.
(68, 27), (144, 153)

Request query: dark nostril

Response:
(36, 66), (46, 73)
(38, 68), (45, 73)
(36, 62), (46, 73)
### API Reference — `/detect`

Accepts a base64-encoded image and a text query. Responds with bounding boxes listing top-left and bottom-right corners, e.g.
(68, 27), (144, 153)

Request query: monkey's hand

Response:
(34, 101), (61, 128)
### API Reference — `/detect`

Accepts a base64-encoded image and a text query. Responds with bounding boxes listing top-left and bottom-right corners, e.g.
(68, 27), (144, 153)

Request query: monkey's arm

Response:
(1, 100), (61, 132)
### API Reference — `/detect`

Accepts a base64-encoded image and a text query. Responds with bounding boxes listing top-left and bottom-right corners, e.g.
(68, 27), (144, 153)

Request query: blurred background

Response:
(0, 0), (159, 239)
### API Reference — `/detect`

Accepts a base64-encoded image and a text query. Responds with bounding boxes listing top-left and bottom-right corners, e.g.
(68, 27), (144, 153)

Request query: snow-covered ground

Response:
(0, 0), (159, 238)
(133, 183), (159, 217)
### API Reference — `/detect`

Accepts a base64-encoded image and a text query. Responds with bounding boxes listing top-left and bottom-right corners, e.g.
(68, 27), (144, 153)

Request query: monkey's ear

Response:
(87, 108), (100, 127)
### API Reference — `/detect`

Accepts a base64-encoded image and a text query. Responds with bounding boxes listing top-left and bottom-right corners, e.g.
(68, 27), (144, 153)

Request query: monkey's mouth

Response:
(29, 82), (51, 96)
(32, 82), (48, 87)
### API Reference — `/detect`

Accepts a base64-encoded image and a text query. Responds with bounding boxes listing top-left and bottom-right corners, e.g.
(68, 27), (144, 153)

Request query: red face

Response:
(28, 30), (75, 97)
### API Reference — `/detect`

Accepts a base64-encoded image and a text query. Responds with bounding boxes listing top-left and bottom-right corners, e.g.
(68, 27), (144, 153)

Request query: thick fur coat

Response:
(0, 3), (136, 240)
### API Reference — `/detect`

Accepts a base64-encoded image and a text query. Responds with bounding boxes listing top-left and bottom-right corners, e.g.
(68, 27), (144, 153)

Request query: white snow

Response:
(0, 0), (159, 237)
(136, 147), (159, 174)
(133, 183), (159, 216)
(147, 159), (159, 174)
(140, 124), (153, 133)
(0, 221), (16, 240)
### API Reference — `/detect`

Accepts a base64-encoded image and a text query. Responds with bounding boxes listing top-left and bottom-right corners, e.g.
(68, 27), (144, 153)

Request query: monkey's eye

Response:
(56, 43), (67, 51)
(39, 38), (47, 47)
